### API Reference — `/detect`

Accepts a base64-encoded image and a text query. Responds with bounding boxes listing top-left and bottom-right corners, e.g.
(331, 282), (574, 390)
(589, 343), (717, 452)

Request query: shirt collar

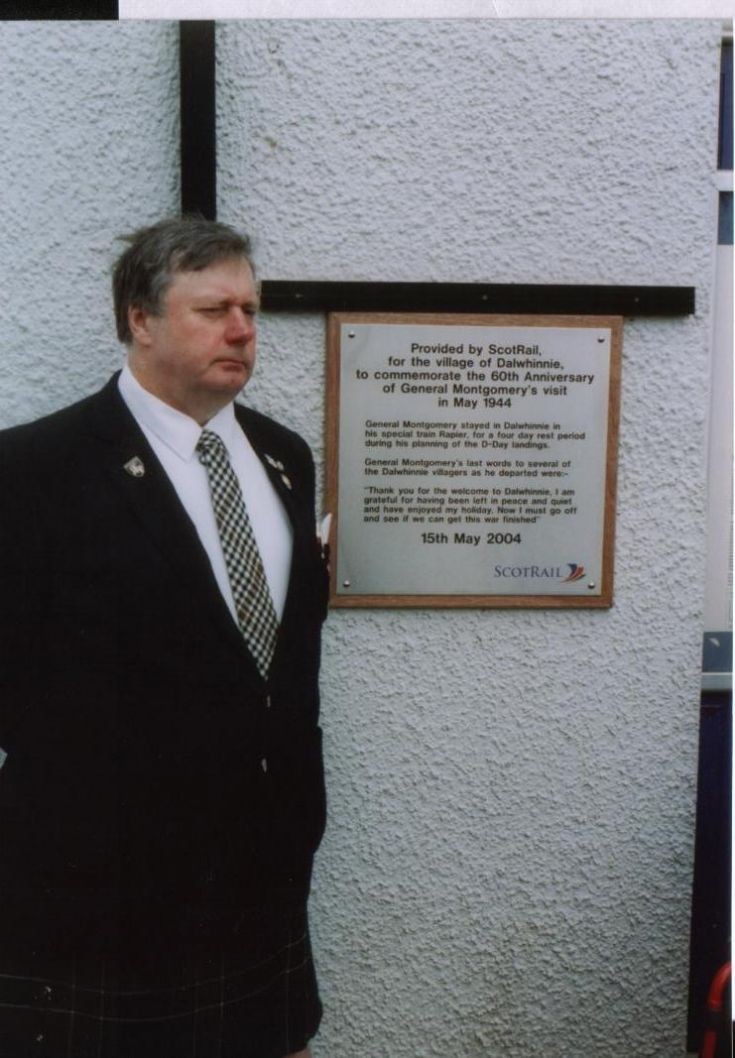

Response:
(118, 362), (239, 461)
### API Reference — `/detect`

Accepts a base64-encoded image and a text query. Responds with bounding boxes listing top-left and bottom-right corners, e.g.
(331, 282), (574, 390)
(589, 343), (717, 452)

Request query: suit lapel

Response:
(234, 406), (300, 528)
(84, 375), (256, 667)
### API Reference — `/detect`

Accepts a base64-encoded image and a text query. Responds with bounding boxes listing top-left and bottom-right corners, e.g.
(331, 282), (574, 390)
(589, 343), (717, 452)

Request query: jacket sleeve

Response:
(0, 433), (44, 748)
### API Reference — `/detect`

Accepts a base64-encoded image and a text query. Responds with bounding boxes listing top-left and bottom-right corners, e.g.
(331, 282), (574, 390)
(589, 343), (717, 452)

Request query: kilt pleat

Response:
(0, 906), (321, 1058)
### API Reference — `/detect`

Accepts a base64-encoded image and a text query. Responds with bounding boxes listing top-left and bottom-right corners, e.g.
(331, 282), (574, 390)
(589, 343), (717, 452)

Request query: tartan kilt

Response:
(0, 901), (321, 1058)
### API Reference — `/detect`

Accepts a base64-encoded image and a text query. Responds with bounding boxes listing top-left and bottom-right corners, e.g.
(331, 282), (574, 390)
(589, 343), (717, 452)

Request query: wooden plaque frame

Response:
(325, 312), (622, 608)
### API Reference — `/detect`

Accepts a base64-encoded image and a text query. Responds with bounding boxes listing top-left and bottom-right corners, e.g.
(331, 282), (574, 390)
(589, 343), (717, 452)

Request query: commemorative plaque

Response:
(325, 313), (622, 607)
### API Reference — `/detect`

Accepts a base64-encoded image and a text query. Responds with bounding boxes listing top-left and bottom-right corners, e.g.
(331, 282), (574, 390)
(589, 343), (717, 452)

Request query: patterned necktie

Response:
(196, 429), (279, 678)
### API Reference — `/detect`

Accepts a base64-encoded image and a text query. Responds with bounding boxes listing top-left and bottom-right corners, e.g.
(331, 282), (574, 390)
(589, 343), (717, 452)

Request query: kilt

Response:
(0, 902), (321, 1058)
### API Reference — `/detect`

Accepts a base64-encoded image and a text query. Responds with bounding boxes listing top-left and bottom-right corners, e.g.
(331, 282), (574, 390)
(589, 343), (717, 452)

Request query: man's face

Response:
(128, 256), (259, 424)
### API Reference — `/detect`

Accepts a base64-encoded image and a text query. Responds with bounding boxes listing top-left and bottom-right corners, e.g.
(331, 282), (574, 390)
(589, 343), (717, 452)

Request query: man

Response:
(0, 217), (329, 1057)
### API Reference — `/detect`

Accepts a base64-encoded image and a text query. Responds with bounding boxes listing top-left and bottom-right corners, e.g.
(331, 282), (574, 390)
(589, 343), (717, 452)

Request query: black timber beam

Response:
(180, 21), (217, 219)
(260, 281), (695, 317)
(2, 0), (116, 13)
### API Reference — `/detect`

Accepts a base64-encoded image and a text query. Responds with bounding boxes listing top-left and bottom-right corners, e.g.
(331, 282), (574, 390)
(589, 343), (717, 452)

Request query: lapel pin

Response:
(265, 454), (285, 472)
(280, 473), (292, 490)
(123, 456), (146, 478)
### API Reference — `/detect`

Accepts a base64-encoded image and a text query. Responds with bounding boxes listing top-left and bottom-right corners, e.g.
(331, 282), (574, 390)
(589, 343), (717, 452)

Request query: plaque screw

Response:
(348, 331), (355, 338)
(588, 582), (596, 590)
(342, 579), (351, 587)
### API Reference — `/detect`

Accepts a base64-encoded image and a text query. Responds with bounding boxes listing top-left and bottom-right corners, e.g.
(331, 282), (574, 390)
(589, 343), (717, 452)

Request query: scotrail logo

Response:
(562, 563), (586, 583)
(494, 562), (586, 581)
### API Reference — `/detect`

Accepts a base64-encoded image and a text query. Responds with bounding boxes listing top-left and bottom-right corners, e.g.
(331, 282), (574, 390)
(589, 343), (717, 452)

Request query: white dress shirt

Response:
(118, 363), (293, 622)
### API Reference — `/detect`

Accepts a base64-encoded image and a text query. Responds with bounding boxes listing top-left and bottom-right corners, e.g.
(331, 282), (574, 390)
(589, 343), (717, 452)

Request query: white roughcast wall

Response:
(0, 17), (722, 1058)
(217, 19), (721, 1058)
(0, 21), (180, 424)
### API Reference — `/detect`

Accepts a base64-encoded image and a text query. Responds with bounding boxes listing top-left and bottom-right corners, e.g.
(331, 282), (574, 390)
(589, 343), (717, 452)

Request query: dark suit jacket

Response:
(0, 374), (328, 968)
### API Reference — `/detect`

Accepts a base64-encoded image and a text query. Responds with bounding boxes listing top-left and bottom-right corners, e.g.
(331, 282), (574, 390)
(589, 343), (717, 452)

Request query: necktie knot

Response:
(196, 428), (226, 464)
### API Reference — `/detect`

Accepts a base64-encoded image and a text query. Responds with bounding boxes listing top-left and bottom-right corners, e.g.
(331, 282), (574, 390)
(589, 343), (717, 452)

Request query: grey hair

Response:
(112, 215), (255, 344)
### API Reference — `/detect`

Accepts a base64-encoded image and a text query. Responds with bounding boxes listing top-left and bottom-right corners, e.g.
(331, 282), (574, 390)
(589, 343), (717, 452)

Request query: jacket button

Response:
(266, 695), (272, 709)
(261, 757), (268, 773)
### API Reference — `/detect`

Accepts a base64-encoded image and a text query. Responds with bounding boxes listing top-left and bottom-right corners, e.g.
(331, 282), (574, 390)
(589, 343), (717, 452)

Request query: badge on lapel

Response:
(123, 456), (146, 478)
(264, 453), (292, 490)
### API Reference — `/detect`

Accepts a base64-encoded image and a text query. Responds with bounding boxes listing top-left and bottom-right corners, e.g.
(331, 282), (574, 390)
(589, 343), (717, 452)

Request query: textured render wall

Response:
(217, 19), (722, 1058)
(0, 21), (180, 428)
